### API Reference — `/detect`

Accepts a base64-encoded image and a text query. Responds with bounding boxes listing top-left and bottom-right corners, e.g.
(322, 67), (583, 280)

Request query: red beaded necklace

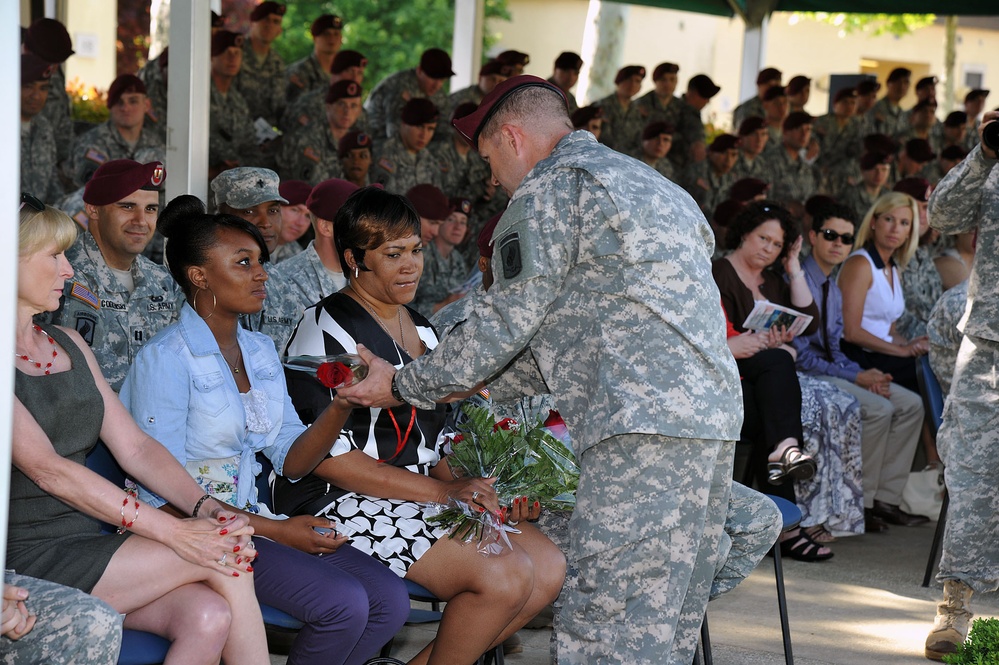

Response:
(15, 325), (58, 374)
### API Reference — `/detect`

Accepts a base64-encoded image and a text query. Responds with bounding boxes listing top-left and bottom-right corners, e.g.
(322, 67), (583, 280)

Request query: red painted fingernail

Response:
(218, 516), (227, 522)
(534, 501), (540, 508)
(219, 528), (228, 535)
(477, 506), (485, 512)
(514, 497), (520, 505)
(233, 545), (240, 552)
(246, 566), (254, 572)
(232, 572), (239, 577)
(236, 557), (242, 564)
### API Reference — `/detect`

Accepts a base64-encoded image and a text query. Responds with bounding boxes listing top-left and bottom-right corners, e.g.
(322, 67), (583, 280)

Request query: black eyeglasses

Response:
(819, 228), (855, 245)
(19, 192), (44, 212)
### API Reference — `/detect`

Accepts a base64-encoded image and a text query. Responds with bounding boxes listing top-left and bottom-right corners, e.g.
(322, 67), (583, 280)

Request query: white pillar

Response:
(452, 0), (484, 92)
(739, 17), (769, 106)
(166, 0), (212, 204)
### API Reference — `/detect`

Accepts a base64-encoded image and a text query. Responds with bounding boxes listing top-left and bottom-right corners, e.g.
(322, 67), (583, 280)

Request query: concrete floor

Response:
(270, 515), (999, 664)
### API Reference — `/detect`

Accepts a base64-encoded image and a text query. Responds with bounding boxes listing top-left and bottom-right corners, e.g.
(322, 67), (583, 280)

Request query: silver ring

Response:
(471, 491), (480, 502)
(218, 553), (227, 566)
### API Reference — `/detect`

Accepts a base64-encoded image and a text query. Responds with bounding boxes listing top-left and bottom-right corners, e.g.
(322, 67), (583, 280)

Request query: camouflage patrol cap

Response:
(893, 177), (932, 202)
(331, 50), (367, 74)
(945, 111), (968, 127)
(571, 105), (602, 129)
(24, 18), (74, 64)
(419, 48), (455, 79)
(756, 67), (782, 85)
(279, 180), (313, 207)
(786, 75), (810, 95)
(903, 138), (935, 163)
(107, 74), (147, 107)
(452, 75), (567, 146)
(307, 179), (358, 221)
(401, 98), (440, 126)
(326, 79), (362, 104)
(211, 31), (244, 57)
(833, 87), (858, 104)
(783, 111), (813, 131)
(652, 63), (680, 81)
(21, 53), (55, 84)
(449, 197), (473, 216)
(856, 80), (881, 96)
(311, 14), (344, 36)
(737, 116), (767, 136)
(337, 130), (372, 158)
(84, 160), (165, 206)
(406, 184), (451, 221)
(709, 134), (740, 152)
(250, 2), (286, 22)
(641, 121), (675, 140)
(554, 52), (583, 71)
(614, 65), (646, 84)
(211, 167), (288, 209)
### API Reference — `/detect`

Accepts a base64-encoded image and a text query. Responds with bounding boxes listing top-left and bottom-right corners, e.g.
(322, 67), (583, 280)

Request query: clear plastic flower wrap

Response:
(424, 405), (579, 555)
(283, 354), (369, 389)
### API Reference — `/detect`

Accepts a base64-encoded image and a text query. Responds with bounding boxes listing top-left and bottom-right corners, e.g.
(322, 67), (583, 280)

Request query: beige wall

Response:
(501, 3), (999, 132)
(62, 0), (118, 91)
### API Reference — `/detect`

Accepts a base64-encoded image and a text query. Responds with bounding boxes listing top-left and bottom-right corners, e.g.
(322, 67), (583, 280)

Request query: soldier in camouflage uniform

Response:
(672, 74), (720, 173)
(925, 145), (968, 187)
(732, 67), (781, 129)
(49, 160), (181, 392)
(961, 90), (990, 153)
(840, 152), (891, 221)
(923, 114), (999, 661)
(338, 76), (744, 665)
(446, 60), (510, 120)
(55, 186), (88, 229)
(731, 116), (770, 182)
(277, 79), (362, 183)
(19, 54), (62, 205)
(371, 99), (446, 193)
(891, 178), (943, 341)
(23, 19), (76, 168)
(865, 68), (911, 140)
(927, 280), (968, 397)
(280, 50), (369, 134)
(262, 179), (353, 353)
(633, 63), (683, 132)
(681, 133), (739, 223)
(630, 121), (676, 180)
(759, 111), (818, 216)
(413, 196), (472, 316)
(594, 65), (646, 154)
(2, 572), (122, 665)
(548, 52), (583, 115)
(430, 102), (490, 200)
(284, 14), (343, 106)
(69, 75), (166, 189)
(814, 87), (864, 195)
(209, 31), (263, 175)
(339, 130), (374, 188)
(137, 48), (169, 142)
(364, 48), (453, 141)
(760, 86), (790, 157)
(234, 1), (287, 127)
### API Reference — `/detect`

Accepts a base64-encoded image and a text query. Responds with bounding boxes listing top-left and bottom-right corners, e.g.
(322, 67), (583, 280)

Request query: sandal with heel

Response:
(767, 445), (817, 485)
(780, 528), (834, 562)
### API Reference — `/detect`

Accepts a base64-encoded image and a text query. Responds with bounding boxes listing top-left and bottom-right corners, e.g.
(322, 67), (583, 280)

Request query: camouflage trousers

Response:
(556, 435), (735, 665)
(1, 571), (122, 664)
(937, 334), (999, 593)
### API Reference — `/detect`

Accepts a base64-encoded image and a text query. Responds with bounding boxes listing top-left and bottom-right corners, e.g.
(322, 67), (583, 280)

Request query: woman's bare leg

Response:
(404, 525), (565, 665)
(91, 535), (269, 665)
(122, 584), (230, 665)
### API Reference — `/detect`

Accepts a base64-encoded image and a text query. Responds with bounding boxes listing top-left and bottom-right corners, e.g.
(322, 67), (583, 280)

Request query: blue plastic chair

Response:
(696, 494), (800, 665)
(916, 355), (949, 587)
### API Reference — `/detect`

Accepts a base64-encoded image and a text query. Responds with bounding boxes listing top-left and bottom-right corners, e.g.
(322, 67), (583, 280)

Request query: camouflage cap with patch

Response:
(211, 167), (288, 209)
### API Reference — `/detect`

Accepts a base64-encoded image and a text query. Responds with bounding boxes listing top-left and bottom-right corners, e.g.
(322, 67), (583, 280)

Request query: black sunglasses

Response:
(819, 228), (855, 245)
(19, 192), (44, 212)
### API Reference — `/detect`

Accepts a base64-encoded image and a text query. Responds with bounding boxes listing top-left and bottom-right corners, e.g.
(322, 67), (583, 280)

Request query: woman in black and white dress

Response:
(276, 187), (565, 665)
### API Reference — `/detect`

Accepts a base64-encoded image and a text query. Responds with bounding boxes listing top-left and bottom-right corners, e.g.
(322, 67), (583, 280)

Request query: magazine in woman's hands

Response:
(742, 301), (813, 336)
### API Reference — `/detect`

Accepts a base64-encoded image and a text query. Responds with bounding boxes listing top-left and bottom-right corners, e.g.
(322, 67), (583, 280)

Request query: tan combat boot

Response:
(925, 579), (974, 661)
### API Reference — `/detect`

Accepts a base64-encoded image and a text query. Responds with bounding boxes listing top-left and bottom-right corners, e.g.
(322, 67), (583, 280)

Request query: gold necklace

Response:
(351, 287), (406, 350)
(221, 343), (242, 374)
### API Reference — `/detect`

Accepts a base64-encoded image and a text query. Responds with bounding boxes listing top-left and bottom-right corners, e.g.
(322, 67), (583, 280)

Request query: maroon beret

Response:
(405, 184), (450, 221)
(944, 111), (968, 128)
(338, 130), (372, 158)
(893, 177), (932, 203)
(762, 86), (787, 102)
(887, 67), (911, 83)
(856, 80), (881, 96)
(279, 180), (313, 207)
(912, 98), (938, 113)
(449, 197), (472, 216)
(859, 151), (891, 170)
(904, 138), (936, 163)
(211, 31), (244, 57)
(805, 195), (837, 217)
(965, 89), (990, 103)
(211, 11), (224, 28)
(729, 178), (770, 203)
(21, 53), (55, 84)
(311, 14), (343, 36)
(249, 2), (286, 22)
(688, 74), (720, 99)
(480, 60), (512, 78)
(419, 48), (455, 79)
(307, 179), (358, 220)
(477, 212), (503, 258)
(642, 121), (675, 141)
(84, 160), (165, 206)
(713, 200), (746, 228)
(451, 102), (478, 123)
(325, 79), (362, 104)
(614, 65), (646, 84)
(453, 75), (567, 146)
(833, 87), (858, 104)
(571, 105), (602, 129)
(783, 111), (813, 131)
(756, 67), (782, 85)
(916, 75), (938, 90)
(863, 133), (897, 155)
(107, 75), (147, 108)
(554, 52), (582, 71)
(940, 145), (968, 161)
(653, 62), (680, 81)
(738, 116), (767, 136)
(709, 134), (740, 153)
(497, 50), (530, 68)
(24, 18), (74, 64)
(401, 98), (439, 126)
(331, 50), (367, 74)
(786, 75), (810, 95)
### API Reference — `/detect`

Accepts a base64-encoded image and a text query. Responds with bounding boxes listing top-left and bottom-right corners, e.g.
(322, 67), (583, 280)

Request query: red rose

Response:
(494, 418), (517, 431)
(452, 434), (464, 444)
(316, 362), (353, 389)
(543, 409), (565, 428)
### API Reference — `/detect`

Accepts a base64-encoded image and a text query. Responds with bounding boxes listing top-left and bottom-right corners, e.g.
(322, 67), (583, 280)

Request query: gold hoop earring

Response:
(192, 288), (217, 319)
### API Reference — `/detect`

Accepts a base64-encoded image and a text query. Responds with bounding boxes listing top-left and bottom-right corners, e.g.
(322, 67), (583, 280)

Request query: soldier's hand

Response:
(1, 585), (35, 640)
(336, 344), (401, 408)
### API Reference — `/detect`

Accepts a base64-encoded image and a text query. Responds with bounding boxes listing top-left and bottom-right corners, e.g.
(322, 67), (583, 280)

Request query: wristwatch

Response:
(390, 373), (405, 403)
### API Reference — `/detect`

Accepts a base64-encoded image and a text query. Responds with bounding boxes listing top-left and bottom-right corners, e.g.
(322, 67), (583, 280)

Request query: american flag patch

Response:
(378, 158), (396, 174)
(70, 282), (100, 309)
(85, 148), (108, 165)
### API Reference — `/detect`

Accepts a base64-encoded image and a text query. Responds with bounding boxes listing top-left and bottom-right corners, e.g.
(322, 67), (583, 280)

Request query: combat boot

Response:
(925, 579), (974, 661)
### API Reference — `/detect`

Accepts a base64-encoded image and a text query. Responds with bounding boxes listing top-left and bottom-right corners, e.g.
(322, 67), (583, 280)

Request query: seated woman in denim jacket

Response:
(119, 196), (409, 665)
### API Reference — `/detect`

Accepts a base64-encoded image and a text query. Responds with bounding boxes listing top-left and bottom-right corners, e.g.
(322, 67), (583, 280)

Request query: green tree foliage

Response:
(272, 0), (511, 94)
(791, 12), (936, 37)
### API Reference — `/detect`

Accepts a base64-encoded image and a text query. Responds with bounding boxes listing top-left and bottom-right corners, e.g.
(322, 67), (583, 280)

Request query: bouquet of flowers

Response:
(283, 354), (368, 389)
(425, 405), (579, 555)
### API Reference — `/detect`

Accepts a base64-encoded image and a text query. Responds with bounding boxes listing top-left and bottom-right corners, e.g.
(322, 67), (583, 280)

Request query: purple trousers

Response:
(252, 538), (410, 665)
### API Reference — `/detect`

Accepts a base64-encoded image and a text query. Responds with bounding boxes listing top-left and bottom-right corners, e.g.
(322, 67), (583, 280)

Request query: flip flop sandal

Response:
(804, 525), (837, 543)
(767, 446), (817, 485)
(780, 529), (834, 562)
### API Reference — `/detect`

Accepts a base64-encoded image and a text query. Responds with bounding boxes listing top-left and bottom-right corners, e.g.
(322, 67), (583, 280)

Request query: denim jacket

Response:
(120, 303), (306, 510)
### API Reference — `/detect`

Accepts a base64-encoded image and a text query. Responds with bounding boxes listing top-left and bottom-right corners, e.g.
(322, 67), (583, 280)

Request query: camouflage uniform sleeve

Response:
(395, 175), (580, 408)
(929, 144), (997, 235)
(363, 80), (390, 141)
(484, 346), (550, 402)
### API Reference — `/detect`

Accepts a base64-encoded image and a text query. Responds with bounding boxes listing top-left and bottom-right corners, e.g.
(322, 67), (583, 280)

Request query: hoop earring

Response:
(192, 288), (217, 319)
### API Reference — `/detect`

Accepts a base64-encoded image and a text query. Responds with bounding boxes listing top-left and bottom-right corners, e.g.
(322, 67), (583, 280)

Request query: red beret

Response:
(107, 75), (147, 108)
(400, 98), (439, 126)
(337, 130), (372, 158)
(887, 67), (911, 83)
(737, 116), (767, 136)
(21, 53), (55, 84)
(756, 67), (782, 85)
(709, 134), (740, 153)
(763, 86), (787, 102)
(450, 197), (472, 216)
(713, 200), (746, 228)
(688, 74), (720, 99)
(893, 177), (932, 203)
(944, 111), (968, 128)
(904, 138), (936, 163)
(24, 18), (74, 64)
(453, 75), (566, 147)
(451, 102), (478, 124)
(786, 75), (810, 95)
(307, 179), (358, 220)
(856, 80), (881, 96)
(859, 151), (891, 170)
(729, 178), (770, 203)
(211, 31), (244, 57)
(554, 52), (582, 71)
(250, 2), (286, 22)
(497, 50), (530, 67)
(571, 105), (602, 129)
(833, 87), (858, 104)
(863, 133), (898, 155)
(311, 14), (343, 36)
(405, 184), (450, 221)
(642, 121), (675, 141)
(653, 62), (680, 81)
(326, 80), (362, 104)
(614, 65), (646, 84)
(279, 180), (313, 207)
(84, 160), (165, 206)
(783, 111), (813, 131)
(419, 48), (455, 79)
(331, 50), (367, 74)
(477, 212), (503, 258)
(916, 75), (938, 90)
(480, 60), (512, 78)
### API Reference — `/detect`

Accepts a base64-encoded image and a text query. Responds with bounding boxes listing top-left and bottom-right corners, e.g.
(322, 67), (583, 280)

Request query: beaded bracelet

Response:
(192, 493), (212, 518)
(117, 488), (139, 535)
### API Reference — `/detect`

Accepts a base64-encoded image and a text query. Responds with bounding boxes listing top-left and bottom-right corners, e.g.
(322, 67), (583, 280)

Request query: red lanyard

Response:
(378, 405), (417, 463)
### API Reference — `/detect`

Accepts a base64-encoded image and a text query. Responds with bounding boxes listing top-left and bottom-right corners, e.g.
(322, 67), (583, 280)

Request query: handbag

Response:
(900, 463), (945, 520)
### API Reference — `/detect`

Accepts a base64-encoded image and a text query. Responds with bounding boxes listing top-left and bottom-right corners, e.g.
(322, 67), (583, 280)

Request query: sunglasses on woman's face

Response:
(19, 192), (44, 212)
(819, 228), (855, 245)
